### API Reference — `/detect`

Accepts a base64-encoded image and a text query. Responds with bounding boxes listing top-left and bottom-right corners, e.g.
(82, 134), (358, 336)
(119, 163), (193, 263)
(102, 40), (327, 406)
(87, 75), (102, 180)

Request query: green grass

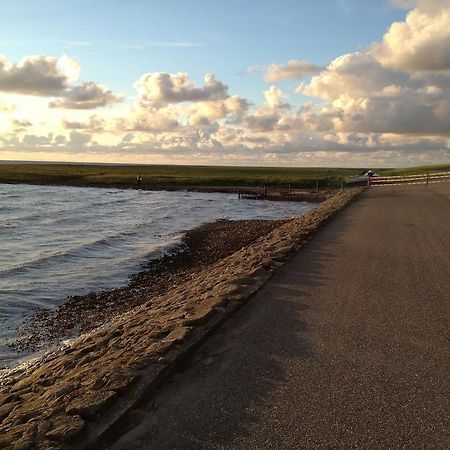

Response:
(377, 164), (450, 177)
(0, 163), (448, 190)
(0, 163), (361, 189)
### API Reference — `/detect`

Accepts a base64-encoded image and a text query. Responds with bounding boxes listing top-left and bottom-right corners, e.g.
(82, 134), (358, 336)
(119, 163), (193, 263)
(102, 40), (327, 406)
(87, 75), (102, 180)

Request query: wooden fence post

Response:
(426, 172), (429, 185)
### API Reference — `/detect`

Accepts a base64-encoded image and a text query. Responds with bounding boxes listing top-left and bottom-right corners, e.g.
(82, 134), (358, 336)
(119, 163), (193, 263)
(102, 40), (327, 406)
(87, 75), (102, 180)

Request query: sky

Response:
(0, 0), (449, 167)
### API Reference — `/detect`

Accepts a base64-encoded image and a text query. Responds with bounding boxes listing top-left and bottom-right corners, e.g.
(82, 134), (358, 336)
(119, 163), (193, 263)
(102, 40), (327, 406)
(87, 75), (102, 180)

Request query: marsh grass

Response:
(0, 163), (448, 190)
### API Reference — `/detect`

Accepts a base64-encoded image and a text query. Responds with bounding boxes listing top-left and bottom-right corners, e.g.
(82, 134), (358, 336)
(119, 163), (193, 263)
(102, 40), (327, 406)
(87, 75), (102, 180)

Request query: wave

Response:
(89, 196), (135, 207)
(0, 222), (14, 230)
(0, 220), (162, 277)
(0, 205), (20, 212)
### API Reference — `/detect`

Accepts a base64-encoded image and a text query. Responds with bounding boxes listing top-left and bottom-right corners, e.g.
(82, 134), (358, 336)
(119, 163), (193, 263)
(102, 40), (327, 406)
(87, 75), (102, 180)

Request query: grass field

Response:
(377, 164), (450, 176)
(0, 162), (449, 190)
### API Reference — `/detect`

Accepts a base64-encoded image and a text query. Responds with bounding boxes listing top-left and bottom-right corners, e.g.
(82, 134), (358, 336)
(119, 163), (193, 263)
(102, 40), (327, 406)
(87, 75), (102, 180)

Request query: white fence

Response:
(369, 171), (450, 187)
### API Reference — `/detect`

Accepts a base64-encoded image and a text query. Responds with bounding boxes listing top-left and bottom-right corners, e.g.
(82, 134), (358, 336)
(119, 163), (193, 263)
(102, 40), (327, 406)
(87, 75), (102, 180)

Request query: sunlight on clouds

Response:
(374, 0), (450, 72)
(264, 86), (290, 110)
(1, 0), (450, 167)
(56, 54), (80, 83)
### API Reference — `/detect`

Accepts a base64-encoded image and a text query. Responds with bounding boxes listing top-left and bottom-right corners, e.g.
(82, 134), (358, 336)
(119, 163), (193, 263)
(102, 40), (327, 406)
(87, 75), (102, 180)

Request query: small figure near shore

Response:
(136, 174), (143, 189)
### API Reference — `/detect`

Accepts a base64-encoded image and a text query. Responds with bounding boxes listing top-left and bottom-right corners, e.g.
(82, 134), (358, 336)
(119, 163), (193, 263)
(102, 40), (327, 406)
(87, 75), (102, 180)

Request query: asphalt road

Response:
(112, 185), (450, 449)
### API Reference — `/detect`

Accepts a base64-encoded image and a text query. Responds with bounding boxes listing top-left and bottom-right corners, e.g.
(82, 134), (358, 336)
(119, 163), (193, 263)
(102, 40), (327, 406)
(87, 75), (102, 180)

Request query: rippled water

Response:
(0, 183), (314, 366)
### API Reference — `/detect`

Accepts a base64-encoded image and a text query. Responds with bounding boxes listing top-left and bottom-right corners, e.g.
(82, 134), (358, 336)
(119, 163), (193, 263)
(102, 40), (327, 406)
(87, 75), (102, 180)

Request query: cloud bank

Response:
(0, 54), (122, 110)
(1, 0), (449, 166)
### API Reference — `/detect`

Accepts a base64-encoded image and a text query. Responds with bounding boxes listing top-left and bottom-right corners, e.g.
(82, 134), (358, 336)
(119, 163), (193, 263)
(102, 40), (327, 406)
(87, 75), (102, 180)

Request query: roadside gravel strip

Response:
(0, 188), (361, 450)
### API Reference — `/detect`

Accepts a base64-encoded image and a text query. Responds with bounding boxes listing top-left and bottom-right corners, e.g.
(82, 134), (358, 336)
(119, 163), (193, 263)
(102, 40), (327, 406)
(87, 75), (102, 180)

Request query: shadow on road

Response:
(112, 215), (356, 450)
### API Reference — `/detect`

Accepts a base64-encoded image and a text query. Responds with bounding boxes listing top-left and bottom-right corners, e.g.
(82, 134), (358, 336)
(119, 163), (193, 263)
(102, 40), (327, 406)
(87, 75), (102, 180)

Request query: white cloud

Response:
(62, 116), (105, 132)
(0, 54), (80, 96)
(264, 86), (290, 110)
(373, 0), (450, 72)
(50, 81), (124, 109)
(134, 72), (228, 105)
(298, 52), (414, 100)
(2, 1), (450, 167)
(115, 105), (180, 133)
(187, 95), (250, 126)
(297, 1), (450, 138)
(243, 111), (282, 132)
(0, 54), (121, 110)
(257, 59), (322, 82)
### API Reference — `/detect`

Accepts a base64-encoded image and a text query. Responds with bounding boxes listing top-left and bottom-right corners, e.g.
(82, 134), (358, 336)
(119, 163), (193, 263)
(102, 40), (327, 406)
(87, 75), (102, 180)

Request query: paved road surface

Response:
(112, 185), (450, 449)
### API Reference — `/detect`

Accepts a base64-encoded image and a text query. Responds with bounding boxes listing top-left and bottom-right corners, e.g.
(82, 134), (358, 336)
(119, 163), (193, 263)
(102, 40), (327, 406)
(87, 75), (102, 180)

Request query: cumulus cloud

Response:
(264, 86), (290, 110)
(0, 54), (121, 110)
(134, 72), (228, 105)
(11, 118), (32, 132)
(115, 106), (180, 133)
(187, 95), (250, 126)
(297, 0), (450, 137)
(250, 59), (322, 82)
(50, 82), (124, 109)
(62, 115), (105, 132)
(298, 52), (414, 100)
(67, 131), (92, 148)
(0, 54), (80, 96)
(0, 117), (32, 134)
(243, 111), (282, 132)
(373, 0), (450, 72)
(2, 0), (450, 167)
(224, 96), (250, 121)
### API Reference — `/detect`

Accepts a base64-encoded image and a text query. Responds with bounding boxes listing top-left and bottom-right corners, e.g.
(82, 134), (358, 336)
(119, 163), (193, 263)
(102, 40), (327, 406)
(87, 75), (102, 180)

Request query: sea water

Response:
(0, 183), (314, 366)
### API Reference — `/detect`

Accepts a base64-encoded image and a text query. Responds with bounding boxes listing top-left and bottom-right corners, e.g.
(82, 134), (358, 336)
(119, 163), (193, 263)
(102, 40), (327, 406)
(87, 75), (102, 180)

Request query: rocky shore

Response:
(15, 218), (291, 353)
(0, 188), (361, 450)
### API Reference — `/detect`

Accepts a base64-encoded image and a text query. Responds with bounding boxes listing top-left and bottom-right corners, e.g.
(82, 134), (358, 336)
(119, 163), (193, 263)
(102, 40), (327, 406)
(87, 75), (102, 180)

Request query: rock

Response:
(9, 399), (45, 425)
(0, 423), (37, 449)
(103, 371), (136, 394)
(65, 390), (117, 419)
(10, 376), (33, 392)
(43, 382), (79, 400)
(201, 295), (230, 309)
(37, 420), (51, 436)
(0, 393), (19, 408)
(211, 283), (242, 300)
(182, 308), (215, 326)
(45, 414), (85, 441)
(13, 438), (35, 450)
(162, 326), (192, 343)
(0, 401), (19, 422)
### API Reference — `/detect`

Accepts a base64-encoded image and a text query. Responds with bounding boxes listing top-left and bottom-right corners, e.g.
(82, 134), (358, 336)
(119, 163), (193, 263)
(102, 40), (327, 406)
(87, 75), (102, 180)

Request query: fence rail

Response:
(369, 171), (450, 187)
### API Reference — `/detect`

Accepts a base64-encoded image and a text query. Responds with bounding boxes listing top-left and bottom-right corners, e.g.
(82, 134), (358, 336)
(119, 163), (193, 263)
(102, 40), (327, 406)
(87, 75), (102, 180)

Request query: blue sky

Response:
(0, 0), (449, 167)
(1, 0), (406, 103)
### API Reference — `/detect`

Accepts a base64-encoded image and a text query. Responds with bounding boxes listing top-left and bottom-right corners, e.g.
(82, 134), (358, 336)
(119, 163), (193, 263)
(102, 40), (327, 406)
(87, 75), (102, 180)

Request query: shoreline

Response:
(0, 188), (362, 449)
(0, 180), (331, 202)
(13, 218), (291, 358)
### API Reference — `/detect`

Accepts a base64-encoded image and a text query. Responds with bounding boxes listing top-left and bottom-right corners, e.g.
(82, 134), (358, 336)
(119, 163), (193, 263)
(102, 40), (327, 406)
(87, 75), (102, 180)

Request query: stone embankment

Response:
(0, 188), (361, 450)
